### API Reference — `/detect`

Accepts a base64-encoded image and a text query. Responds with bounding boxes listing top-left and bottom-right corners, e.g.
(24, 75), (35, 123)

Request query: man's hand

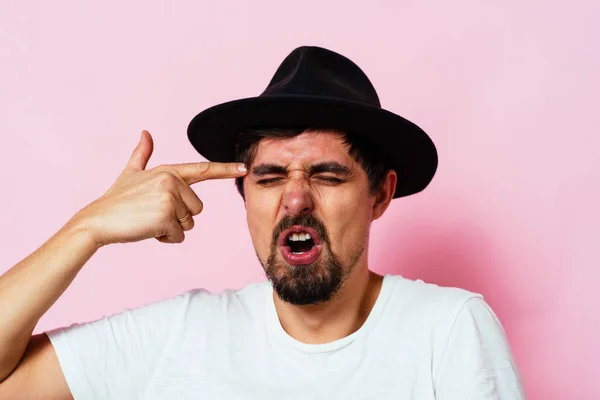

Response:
(0, 129), (247, 395)
(75, 130), (247, 247)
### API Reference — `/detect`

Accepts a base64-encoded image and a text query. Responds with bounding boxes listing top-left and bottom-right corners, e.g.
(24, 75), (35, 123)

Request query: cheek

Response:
(322, 189), (373, 251)
(245, 187), (281, 255)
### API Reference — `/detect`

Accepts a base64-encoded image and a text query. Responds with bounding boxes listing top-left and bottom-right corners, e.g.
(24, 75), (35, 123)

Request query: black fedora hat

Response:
(187, 46), (437, 198)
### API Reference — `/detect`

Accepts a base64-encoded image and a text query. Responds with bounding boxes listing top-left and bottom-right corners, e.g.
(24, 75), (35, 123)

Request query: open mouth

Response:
(287, 232), (315, 254)
(278, 226), (322, 266)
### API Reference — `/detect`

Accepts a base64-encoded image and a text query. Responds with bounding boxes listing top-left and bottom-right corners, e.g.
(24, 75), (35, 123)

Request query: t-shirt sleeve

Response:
(45, 289), (207, 400)
(434, 297), (526, 399)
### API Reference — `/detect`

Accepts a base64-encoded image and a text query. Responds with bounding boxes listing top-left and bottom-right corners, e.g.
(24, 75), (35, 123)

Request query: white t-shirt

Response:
(46, 275), (525, 399)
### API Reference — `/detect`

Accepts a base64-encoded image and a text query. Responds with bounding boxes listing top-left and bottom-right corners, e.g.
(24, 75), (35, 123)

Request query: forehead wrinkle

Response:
(253, 131), (352, 166)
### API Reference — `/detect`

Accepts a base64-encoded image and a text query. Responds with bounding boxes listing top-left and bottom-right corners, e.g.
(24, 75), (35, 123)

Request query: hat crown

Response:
(188, 45), (438, 199)
(261, 46), (381, 107)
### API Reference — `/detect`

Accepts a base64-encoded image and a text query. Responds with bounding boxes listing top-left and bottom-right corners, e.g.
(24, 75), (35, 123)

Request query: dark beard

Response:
(263, 214), (346, 306)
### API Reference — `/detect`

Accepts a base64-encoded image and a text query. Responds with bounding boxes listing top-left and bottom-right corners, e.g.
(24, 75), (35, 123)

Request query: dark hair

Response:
(233, 128), (389, 198)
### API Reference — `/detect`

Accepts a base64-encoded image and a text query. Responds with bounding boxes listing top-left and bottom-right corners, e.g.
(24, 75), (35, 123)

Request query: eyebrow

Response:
(308, 162), (351, 176)
(251, 162), (351, 177)
(251, 164), (288, 176)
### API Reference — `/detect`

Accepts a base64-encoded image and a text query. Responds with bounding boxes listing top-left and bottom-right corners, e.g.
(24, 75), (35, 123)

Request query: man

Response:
(0, 46), (525, 398)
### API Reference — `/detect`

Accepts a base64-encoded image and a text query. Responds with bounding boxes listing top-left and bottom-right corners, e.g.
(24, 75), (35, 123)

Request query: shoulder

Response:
(380, 275), (493, 357)
(381, 276), (520, 383)
(383, 274), (484, 322)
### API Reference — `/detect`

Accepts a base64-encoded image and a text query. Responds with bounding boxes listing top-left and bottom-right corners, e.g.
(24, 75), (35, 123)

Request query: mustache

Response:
(271, 214), (330, 246)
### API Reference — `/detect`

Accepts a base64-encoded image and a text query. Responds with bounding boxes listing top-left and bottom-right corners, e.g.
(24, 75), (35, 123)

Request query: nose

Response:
(282, 177), (314, 216)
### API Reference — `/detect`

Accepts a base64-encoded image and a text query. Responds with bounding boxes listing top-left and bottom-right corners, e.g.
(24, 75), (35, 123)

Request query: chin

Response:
(264, 250), (344, 306)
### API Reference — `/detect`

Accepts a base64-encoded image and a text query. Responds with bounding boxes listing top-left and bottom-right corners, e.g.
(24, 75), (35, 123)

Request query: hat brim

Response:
(187, 95), (438, 198)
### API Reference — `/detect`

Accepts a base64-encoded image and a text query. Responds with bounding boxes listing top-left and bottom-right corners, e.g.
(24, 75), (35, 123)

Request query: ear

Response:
(372, 170), (397, 221)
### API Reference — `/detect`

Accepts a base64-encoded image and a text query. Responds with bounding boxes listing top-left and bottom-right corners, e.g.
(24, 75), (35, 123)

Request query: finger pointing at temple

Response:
(173, 162), (248, 185)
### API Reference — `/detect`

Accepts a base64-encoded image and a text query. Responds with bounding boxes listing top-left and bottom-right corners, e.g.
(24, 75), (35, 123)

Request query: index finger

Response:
(172, 162), (248, 185)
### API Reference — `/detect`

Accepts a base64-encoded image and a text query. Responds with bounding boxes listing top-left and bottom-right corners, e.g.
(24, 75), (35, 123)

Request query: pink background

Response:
(1, 1), (598, 398)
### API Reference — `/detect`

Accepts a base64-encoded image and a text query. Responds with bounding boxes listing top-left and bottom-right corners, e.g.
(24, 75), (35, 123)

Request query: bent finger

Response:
(176, 208), (195, 232)
(163, 219), (186, 244)
(177, 184), (204, 217)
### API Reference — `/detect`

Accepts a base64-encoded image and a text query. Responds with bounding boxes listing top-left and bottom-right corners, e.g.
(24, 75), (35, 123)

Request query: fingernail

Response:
(238, 164), (247, 172)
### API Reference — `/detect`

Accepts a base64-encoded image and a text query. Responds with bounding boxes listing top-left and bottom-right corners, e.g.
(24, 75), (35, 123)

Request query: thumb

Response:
(125, 130), (154, 172)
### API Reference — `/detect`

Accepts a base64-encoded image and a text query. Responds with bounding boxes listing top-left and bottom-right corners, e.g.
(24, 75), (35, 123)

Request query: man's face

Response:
(243, 131), (381, 305)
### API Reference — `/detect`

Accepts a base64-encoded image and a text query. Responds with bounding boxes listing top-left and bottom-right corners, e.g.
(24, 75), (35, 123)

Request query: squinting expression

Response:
(243, 130), (382, 305)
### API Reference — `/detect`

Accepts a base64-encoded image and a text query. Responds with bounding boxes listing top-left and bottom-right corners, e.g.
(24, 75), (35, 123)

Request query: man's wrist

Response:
(64, 210), (105, 252)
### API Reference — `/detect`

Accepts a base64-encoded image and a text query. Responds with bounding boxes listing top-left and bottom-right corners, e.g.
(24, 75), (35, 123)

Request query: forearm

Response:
(0, 132), (232, 384)
(0, 214), (100, 381)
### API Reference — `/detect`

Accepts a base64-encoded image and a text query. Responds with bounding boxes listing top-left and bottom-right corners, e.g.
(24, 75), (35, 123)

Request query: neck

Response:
(272, 265), (384, 344)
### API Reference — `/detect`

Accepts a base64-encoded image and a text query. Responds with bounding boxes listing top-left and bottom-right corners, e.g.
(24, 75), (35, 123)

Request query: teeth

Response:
(288, 232), (312, 241)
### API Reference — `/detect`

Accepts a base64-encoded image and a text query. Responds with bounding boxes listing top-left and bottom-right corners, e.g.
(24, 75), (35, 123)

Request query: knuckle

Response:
(198, 162), (211, 176)
(174, 231), (185, 243)
(183, 218), (195, 231)
(155, 171), (177, 190)
(195, 200), (204, 214)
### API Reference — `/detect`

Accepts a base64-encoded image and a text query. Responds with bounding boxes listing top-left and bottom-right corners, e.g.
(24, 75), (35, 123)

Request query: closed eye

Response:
(314, 176), (344, 184)
(257, 176), (345, 185)
(257, 177), (285, 186)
